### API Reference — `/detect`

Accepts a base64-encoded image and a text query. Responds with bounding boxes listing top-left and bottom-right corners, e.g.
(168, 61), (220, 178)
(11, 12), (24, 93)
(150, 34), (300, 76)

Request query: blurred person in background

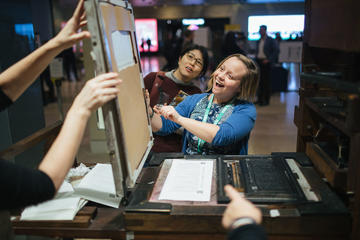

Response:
(222, 31), (246, 59)
(162, 31), (177, 71)
(255, 25), (279, 106)
(236, 32), (251, 56)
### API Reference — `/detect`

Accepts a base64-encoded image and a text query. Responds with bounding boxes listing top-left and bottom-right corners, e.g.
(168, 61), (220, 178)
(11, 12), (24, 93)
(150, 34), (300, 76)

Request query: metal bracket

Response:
(103, 0), (133, 11)
(126, 231), (134, 240)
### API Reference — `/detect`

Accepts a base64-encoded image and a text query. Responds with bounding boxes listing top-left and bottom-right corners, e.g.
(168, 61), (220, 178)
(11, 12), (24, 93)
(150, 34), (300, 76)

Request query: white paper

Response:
(20, 197), (87, 221)
(56, 180), (74, 198)
(111, 31), (135, 71)
(159, 159), (213, 202)
(66, 163), (91, 181)
(74, 163), (121, 208)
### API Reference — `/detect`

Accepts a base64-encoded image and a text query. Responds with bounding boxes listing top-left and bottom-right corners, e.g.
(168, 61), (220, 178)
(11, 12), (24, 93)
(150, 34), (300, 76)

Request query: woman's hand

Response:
(50, 0), (90, 50)
(69, 72), (121, 118)
(154, 105), (182, 124)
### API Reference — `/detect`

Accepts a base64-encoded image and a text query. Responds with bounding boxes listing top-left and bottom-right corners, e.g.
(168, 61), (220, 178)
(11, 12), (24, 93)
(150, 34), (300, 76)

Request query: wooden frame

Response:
(84, 0), (153, 201)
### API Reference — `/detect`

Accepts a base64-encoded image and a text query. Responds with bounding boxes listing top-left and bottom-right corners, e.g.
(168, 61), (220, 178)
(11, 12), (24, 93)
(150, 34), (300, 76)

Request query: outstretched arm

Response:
(38, 73), (121, 190)
(0, 0), (90, 102)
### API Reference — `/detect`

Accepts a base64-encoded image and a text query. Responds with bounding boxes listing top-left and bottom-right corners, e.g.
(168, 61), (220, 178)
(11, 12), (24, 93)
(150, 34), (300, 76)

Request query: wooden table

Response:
(13, 158), (351, 240)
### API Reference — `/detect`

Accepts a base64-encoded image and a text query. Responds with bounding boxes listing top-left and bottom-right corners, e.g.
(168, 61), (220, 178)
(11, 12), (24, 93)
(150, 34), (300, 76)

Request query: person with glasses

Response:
(144, 44), (209, 153)
(147, 54), (259, 155)
(0, 1), (121, 238)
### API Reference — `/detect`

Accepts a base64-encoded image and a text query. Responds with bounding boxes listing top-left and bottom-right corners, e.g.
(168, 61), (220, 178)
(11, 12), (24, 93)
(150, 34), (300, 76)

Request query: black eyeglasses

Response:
(185, 53), (203, 68)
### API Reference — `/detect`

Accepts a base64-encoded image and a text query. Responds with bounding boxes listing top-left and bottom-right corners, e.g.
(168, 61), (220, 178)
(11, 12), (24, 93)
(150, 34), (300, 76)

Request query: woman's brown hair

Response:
(206, 54), (259, 102)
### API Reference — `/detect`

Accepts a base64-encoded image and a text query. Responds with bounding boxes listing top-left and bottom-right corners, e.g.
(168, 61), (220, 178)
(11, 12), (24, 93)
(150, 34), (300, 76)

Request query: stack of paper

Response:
(21, 181), (87, 221)
(21, 163), (121, 221)
(74, 163), (121, 208)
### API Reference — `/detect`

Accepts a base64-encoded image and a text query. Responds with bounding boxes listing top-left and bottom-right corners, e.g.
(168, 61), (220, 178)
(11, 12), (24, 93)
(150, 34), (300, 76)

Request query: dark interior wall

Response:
(51, 0), (78, 34)
(31, 0), (54, 42)
(0, 0), (53, 168)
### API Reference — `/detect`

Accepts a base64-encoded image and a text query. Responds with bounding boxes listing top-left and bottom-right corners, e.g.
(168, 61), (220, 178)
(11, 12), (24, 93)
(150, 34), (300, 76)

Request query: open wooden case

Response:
(84, 0), (153, 204)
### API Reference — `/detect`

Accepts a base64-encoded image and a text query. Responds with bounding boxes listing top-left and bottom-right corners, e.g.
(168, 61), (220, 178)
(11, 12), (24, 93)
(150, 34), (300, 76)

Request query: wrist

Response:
(176, 116), (185, 125)
(67, 107), (91, 120)
(230, 217), (257, 230)
(44, 38), (64, 54)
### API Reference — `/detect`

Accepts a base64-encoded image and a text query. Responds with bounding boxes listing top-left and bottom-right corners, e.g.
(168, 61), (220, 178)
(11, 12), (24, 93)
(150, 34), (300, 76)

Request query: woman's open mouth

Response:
(215, 80), (224, 87)
(185, 66), (193, 72)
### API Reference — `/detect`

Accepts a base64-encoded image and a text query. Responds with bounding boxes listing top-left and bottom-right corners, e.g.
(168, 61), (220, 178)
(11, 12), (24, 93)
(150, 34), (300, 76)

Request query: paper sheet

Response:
(20, 197), (87, 221)
(111, 31), (135, 71)
(159, 159), (213, 202)
(74, 163), (121, 208)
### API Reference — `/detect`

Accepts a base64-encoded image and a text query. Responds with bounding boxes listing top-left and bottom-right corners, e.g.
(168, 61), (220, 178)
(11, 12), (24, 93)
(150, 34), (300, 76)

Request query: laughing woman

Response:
(144, 44), (209, 153)
(147, 54), (259, 155)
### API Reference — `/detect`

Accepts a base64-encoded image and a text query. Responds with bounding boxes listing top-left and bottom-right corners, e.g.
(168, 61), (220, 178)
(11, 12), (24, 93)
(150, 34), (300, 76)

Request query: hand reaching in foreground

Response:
(222, 185), (262, 229)
(70, 72), (122, 118)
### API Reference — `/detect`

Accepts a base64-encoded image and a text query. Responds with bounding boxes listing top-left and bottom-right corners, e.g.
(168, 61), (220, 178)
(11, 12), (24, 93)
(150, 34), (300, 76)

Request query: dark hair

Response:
(260, 25), (267, 30)
(178, 44), (209, 78)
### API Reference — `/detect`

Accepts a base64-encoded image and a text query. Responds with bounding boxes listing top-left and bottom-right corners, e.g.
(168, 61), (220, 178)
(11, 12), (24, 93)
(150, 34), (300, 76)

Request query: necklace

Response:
(197, 94), (234, 153)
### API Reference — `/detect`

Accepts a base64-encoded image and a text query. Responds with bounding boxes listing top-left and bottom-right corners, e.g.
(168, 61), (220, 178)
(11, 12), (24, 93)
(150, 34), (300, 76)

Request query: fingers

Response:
(73, 0), (85, 19)
(96, 87), (120, 96)
(98, 93), (118, 103)
(153, 106), (161, 114)
(224, 185), (241, 201)
(72, 31), (91, 42)
(145, 89), (150, 99)
(79, 20), (88, 28)
(97, 78), (122, 89)
(223, 185), (262, 225)
(88, 73), (121, 94)
(94, 72), (119, 82)
(80, 11), (86, 22)
(145, 90), (151, 108)
(77, 72), (121, 112)
(86, 72), (121, 90)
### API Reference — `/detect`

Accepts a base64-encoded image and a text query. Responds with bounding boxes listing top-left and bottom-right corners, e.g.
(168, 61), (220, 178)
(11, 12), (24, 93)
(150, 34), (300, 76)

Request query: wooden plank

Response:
(304, 98), (351, 137)
(12, 215), (91, 228)
(352, 134), (360, 240)
(12, 206), (97, 228)
(305, 142), (347, 191)
(0, 121), (62, 160)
